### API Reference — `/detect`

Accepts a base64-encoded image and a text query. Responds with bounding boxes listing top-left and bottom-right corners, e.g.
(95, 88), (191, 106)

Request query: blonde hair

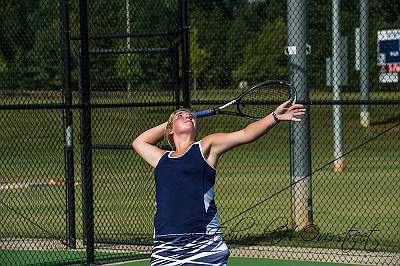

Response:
(164, 108), (196, 150)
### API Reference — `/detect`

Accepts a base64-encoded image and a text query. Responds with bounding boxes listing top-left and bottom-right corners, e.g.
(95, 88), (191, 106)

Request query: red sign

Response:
(383, 63), (400, 73)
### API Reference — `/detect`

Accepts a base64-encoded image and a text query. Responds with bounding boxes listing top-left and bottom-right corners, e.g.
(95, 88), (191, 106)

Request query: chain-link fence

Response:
(0, 0), (399, 265)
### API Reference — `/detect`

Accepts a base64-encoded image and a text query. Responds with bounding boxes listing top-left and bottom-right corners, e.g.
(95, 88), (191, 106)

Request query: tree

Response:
(0, 1), (37, 89)
(233, 17), (288, 82)
(190, 2), (232, 88)
(0, 55), (8, 81)
(190, 27), (211, 90)
(115, 53), (144, 86)
(31, 0), (64, 88)
(308, 1), (331, 89)
(225, 0), (281, 86)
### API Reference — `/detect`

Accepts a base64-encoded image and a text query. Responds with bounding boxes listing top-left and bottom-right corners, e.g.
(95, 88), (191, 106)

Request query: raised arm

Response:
(202, 100), (305, 164)
(132, 122), (167, 168)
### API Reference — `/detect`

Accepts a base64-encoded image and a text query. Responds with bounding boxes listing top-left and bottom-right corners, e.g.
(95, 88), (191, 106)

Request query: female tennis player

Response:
(132, 99), (305, 266)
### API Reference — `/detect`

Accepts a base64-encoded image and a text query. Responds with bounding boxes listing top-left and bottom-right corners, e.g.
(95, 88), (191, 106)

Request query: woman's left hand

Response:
(274, 99), (306, 122)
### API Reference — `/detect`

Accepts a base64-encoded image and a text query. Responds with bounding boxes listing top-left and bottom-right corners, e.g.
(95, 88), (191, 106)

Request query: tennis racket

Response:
(193, 80), (297, 120)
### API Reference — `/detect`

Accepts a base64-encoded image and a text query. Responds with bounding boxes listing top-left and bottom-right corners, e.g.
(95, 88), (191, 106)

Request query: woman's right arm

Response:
(132, 121), (168, 168)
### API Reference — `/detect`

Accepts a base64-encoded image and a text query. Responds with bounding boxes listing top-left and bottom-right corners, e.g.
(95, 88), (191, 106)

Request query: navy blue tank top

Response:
(154, 141), (222, 237)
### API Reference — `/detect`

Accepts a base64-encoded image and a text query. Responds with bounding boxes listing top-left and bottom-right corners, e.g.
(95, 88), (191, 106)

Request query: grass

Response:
(0, 251), (359, 266)
(108, 257), (360, 266)
(0, 249), (147, 266)
(0, 91), (399, 265)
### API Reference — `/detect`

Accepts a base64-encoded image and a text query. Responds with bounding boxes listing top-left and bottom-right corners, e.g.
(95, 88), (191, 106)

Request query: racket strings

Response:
(238, 84), (292, 119)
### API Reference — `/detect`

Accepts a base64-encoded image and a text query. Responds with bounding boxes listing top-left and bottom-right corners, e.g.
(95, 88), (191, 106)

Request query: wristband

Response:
(272, 111), (280, 123)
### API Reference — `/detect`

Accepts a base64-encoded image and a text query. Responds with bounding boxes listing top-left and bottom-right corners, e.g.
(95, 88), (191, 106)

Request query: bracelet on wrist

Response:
(272, 111), (280, 123)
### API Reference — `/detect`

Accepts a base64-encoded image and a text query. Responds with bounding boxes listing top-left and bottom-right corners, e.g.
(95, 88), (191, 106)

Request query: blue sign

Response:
(378, 39), (400, 64)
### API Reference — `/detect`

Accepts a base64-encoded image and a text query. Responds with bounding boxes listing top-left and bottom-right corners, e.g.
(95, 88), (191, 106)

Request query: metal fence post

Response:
(60, 0), (76, 249)
(287, 0), (314, 231)
(332, 0), (346, 172)
(360, 0), (370, 127)
(179, 0), (190, 109)
(78, 0), (95, 263)
(126, 0), (132, 96)
(173, 43), (181, 109)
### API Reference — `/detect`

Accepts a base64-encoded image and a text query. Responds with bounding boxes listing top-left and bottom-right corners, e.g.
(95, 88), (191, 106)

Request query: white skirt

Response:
(150, 234), (229, 266)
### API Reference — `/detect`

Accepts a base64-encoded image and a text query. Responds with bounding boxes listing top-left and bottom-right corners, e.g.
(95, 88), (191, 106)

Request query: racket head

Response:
(236, 80), (297, 120)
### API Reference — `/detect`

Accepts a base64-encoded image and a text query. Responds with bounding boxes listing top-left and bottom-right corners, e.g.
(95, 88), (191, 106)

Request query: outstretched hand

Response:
(274, 99), (306, 122)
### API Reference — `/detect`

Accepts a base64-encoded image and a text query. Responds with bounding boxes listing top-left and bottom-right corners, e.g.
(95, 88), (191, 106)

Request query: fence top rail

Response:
(0, 102), (177, 110)
(89, 47), (171, 55)
(1, 100), (399, 111)
(192, 99), (400, 106)
(71, 30), (181, 41)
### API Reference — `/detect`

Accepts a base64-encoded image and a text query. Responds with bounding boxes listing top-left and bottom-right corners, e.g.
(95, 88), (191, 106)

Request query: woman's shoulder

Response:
(154, 150), (170, 168)
(198, 135), (216, 150)
(197, 139), (211, 157)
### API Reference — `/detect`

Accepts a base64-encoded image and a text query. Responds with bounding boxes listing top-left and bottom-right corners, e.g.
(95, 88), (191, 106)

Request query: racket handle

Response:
(193, 109), (217, 118)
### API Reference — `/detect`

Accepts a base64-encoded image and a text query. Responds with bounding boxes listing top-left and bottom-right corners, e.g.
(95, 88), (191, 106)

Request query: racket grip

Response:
(193, 109), (217, 118)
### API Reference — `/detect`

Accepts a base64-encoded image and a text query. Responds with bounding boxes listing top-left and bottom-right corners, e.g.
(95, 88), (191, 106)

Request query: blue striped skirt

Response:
(150, 234), (229, 266)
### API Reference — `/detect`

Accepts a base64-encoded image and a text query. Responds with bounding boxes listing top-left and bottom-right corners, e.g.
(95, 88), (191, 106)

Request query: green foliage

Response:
(116, 54), (144, 85)
(190, 27), (211, 89)
(0, 0), (399, 91)
(191, 5), (232, 87)
(0, 2), (35, 61)
(130, 1), (177, 34)
(308, 1), (331, 89)
(27, 0), (62, 88)
(0, 56), (7, 74)
(233, 17), (288, 82)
